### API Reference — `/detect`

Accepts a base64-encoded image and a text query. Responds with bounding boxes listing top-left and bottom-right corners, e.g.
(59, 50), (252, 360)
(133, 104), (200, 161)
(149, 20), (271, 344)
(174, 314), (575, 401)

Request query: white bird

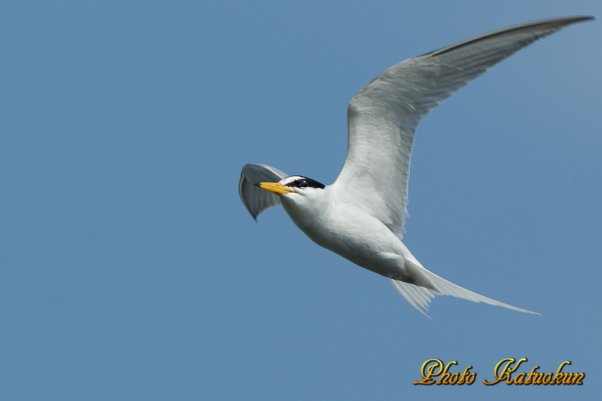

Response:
(238, 16), (592, 316)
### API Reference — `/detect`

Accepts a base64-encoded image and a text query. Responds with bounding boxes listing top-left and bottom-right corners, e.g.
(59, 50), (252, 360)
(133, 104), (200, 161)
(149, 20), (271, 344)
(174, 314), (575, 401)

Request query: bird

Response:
(238, 16), (593, 316)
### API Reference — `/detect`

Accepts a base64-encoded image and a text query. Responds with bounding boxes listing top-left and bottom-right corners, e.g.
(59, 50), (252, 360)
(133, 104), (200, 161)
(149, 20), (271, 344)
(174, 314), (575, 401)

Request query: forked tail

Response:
(390, 259), (539, 317)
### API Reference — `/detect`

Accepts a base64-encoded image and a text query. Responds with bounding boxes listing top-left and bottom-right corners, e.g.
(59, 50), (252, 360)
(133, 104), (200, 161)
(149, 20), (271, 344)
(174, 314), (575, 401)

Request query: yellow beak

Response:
(257, 182), (294, 195)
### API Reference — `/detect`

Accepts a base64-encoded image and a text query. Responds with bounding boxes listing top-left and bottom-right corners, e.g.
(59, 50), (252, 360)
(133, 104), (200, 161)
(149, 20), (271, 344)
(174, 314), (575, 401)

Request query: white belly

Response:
(283, 198), (411, 281)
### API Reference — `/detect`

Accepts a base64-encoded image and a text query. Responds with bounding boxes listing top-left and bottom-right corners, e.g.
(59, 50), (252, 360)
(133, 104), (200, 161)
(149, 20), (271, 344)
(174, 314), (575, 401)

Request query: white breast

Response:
(281, 187), (410, 280)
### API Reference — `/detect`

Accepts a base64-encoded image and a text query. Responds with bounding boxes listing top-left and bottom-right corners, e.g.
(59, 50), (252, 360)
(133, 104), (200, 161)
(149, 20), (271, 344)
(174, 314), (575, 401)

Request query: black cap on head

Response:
(283, 176), (325, 189)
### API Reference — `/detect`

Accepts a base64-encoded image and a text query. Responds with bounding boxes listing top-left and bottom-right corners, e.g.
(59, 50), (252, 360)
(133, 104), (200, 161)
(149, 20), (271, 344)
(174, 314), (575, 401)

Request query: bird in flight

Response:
(239, 16), (593, 316)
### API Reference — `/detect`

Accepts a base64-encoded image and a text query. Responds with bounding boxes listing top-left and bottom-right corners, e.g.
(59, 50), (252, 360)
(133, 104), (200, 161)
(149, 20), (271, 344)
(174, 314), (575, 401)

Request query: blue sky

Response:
(0, 0), (600, 400)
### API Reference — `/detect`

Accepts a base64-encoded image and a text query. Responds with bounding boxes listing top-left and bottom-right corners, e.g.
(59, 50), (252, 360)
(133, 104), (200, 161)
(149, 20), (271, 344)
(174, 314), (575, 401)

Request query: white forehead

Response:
(280, 176), (305, 186)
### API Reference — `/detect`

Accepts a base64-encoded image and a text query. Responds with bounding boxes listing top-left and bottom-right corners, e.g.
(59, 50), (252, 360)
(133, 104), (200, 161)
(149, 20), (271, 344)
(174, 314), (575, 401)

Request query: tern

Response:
(238, 16), (592, 316)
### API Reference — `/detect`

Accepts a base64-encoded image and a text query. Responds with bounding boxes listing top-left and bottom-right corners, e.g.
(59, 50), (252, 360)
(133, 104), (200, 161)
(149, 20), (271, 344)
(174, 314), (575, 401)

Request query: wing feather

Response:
(239, 163), (288, 219)
(335, 16), (593, 236)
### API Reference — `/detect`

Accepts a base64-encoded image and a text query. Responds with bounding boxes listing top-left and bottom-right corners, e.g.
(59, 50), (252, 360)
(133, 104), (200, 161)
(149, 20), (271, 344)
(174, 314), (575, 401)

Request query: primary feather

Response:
(336, 16), (593, 236)
(239, 163), (287, 219)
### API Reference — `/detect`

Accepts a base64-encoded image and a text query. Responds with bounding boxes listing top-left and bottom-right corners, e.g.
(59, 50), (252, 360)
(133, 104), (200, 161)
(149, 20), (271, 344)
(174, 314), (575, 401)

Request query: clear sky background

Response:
(0, 1), (600, 400)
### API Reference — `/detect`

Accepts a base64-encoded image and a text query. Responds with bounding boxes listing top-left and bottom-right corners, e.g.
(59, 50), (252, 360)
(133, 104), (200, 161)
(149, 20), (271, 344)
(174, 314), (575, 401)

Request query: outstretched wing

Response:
(239, 163), (288, 219)
(335, 16), (593, 236)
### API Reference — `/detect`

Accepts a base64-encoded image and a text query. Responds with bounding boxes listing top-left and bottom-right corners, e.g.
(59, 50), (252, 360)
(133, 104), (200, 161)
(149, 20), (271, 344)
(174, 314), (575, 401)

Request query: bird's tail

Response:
(390, 258), (539, 317)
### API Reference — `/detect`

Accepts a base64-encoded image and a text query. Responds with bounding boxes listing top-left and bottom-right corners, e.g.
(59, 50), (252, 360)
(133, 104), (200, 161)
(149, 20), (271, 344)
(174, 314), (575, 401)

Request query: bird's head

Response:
(255, 175), (325, 199)
(255, 175), (328, 226)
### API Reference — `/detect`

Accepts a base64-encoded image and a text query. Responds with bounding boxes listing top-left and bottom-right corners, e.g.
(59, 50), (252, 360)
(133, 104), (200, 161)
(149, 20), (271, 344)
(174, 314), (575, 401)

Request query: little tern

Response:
(238, 16), (593, 315)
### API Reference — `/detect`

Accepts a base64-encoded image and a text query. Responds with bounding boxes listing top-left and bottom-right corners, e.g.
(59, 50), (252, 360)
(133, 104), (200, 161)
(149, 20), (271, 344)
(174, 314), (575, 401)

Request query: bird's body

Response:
(281, 184), (419, 284)
(239, 16), (593, 315)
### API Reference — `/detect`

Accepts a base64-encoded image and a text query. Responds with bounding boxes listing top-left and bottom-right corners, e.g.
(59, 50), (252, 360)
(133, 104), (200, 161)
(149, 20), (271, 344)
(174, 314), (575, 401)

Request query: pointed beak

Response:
(256, 182), (294, 195)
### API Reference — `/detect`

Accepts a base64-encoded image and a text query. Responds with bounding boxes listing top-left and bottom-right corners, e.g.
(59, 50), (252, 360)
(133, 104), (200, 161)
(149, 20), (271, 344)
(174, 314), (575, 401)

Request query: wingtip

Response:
(558, 15), (595, 26)
(541, 15), (595, 29)
(527, 15), (594, 25)
(574, 15), (595, 21)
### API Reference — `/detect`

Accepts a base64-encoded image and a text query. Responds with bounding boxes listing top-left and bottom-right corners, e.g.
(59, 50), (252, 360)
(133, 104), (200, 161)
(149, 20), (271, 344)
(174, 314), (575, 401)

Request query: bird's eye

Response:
(297, 180), (309, 188)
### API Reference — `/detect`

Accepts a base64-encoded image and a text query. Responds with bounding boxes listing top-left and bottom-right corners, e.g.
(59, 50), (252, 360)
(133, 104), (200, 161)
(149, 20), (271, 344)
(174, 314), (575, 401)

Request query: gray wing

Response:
(335, 16), (593, 236)
(239, 163), (288, 219)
